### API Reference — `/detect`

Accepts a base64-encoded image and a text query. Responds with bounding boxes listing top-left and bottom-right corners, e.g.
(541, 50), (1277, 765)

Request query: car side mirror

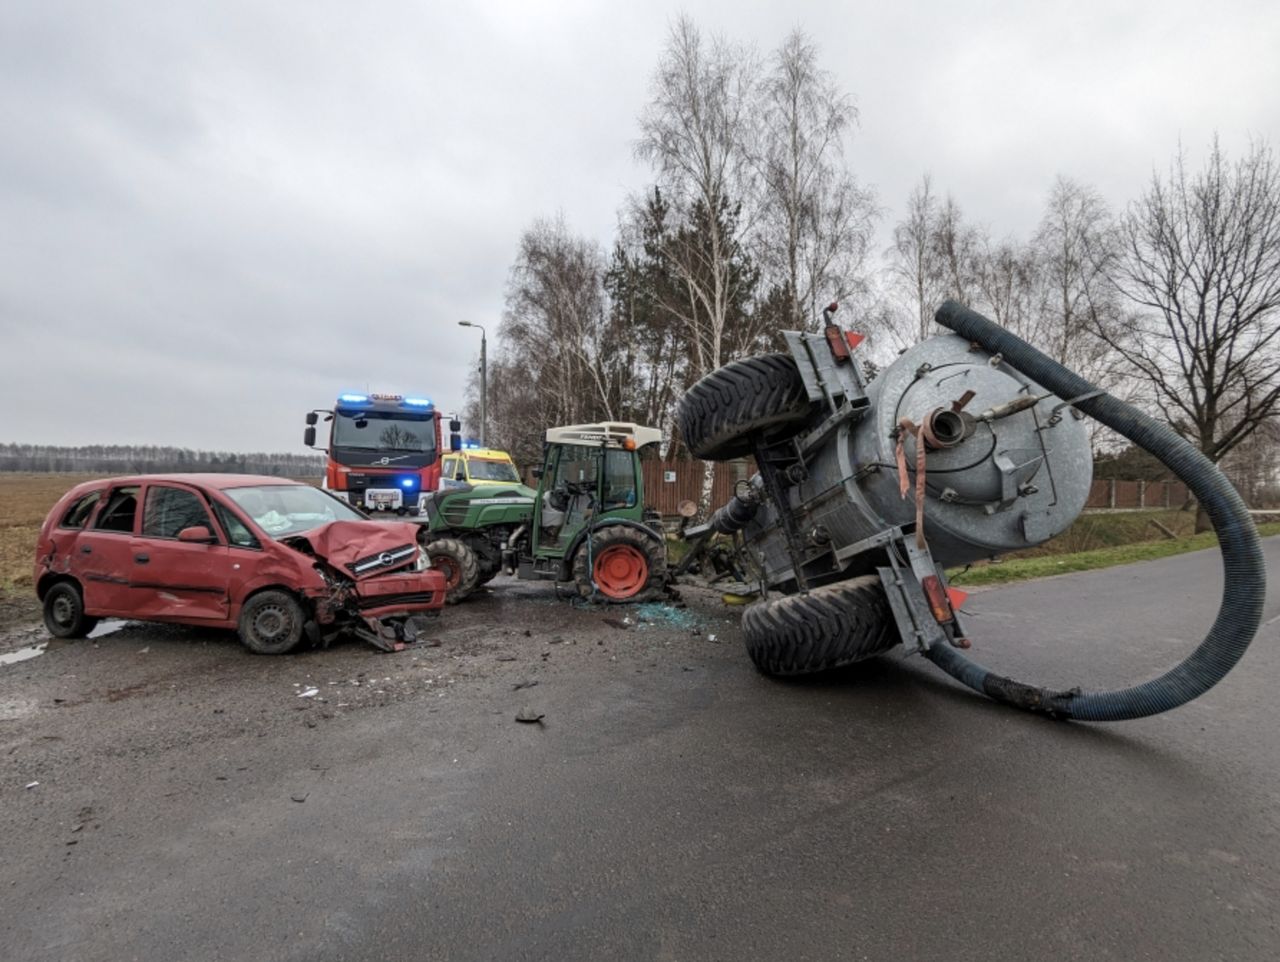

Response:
(177, 525), (217, 544)
(303, 426), (316, 447)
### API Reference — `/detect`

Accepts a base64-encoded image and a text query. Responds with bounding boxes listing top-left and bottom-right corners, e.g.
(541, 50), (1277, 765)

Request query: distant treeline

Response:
(0, 443), (324, 477)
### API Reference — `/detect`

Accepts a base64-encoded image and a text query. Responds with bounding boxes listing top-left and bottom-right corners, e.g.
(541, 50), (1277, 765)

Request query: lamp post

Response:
(458, 320), (486, 446)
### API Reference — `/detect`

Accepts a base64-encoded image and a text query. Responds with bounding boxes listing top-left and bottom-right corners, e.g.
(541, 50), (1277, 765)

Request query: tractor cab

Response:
(520, 422), (666, 599)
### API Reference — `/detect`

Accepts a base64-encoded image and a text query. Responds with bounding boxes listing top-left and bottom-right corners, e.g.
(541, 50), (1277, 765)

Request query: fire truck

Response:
(304, 393), (457, 514)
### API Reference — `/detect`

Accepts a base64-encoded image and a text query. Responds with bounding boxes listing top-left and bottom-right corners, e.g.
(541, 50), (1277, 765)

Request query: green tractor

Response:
(419, 422), (669, 604)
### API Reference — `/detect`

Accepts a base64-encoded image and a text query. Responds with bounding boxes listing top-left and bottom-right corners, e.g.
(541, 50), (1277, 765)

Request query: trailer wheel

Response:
(425, 537), (480, 604)
(741, 576), (898, 676)
(572, 526), (665, 603)
(42, 581), (99, 639)
(238, 590), (305, 655)
(676, 353), (813, 461)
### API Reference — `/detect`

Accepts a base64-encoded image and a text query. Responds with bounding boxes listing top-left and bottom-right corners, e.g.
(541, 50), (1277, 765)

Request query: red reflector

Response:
(824, 325), (850, 361)
(946, 587), (968, 611)
(921, 575), (954, 624)
(845, 331), (865, 351)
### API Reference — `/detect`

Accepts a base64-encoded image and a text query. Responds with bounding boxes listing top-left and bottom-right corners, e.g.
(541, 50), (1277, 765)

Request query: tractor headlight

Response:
(413, 546), (431, 572)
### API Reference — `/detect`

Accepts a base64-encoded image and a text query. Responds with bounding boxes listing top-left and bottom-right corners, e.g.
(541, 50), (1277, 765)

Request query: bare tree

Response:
(1105, 138), (1280, 527)
(489, 216), (617, 463)
(888, 175), (945, 345)
(636, 16), (763, 505)
(756, 29), (877, 331)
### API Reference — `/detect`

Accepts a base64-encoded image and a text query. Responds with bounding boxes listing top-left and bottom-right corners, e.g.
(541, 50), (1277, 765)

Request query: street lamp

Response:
(458, 320), (486, 446)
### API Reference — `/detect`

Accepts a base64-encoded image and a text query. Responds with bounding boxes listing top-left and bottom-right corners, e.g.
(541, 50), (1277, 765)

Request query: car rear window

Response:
(94, 486), (139, 533)
(60, 491), (101, 529)
(142, 485), (214, 540)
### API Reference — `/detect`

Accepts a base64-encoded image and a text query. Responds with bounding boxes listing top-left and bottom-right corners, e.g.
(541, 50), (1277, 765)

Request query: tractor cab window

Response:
(601, 450), (636, 509)
(539, 444), (600, 545)
(551, 445), (599, 491)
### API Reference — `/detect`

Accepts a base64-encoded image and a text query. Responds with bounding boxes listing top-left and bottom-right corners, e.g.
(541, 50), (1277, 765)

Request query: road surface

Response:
(2, 541), (1278, 961)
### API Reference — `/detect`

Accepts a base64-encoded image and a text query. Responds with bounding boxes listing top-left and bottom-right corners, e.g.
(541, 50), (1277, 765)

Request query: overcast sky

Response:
(2, 0), (1277, 453)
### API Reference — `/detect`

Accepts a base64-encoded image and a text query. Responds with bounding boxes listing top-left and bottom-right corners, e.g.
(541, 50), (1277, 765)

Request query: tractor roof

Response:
(544, 422), (663, 449)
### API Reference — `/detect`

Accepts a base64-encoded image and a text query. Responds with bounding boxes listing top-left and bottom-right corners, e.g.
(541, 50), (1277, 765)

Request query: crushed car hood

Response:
(285, 521), (421, 579)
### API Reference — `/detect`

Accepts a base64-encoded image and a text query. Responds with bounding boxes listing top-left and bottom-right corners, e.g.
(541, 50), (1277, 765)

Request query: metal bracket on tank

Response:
(877, 528), (968, 655)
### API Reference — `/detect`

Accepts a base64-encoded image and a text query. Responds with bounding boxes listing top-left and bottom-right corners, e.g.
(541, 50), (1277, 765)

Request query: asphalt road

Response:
(2, 542), (1279, 961)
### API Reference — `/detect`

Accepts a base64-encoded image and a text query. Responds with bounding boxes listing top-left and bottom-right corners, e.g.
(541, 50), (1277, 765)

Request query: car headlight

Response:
(413, 546), (431, 572)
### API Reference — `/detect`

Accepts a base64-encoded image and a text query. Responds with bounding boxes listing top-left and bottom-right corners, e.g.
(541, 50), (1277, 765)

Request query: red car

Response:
(34, 474), (446, 654)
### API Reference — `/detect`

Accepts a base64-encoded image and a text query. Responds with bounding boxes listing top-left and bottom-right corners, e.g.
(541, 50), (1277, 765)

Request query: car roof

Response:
(68, 474), (307, 491)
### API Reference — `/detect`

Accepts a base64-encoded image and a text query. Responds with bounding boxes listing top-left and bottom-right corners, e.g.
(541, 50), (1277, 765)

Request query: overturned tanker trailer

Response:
(677, 300), (1265, 721)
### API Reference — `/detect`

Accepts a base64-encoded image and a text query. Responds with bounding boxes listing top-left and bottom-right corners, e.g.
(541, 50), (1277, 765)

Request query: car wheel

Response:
(238, 590), (305, 655)
(42, 581), (99, 639)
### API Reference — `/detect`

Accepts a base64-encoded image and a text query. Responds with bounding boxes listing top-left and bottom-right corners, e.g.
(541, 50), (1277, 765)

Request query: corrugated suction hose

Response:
(927, 300), (1266, 721)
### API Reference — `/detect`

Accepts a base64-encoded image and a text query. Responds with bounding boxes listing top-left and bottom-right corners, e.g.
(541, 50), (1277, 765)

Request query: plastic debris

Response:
(25, 781), (38, 790)
(297, 687), (319, 698)
(512, 679), (538, 691)
(515, 707), (545, 724)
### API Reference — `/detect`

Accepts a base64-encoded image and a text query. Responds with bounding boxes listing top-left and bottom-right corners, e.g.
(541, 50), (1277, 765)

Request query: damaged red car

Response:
(34, 475), (446, 654)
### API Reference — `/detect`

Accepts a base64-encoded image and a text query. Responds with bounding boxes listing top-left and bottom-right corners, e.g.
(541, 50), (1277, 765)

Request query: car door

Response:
(76, 484), (145, 615)
(129, 482), (234, 621)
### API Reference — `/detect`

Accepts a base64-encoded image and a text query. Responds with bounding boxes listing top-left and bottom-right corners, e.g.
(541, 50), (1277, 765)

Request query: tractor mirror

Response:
(305, 412), (318, 426)
(303, 426), (316, 447)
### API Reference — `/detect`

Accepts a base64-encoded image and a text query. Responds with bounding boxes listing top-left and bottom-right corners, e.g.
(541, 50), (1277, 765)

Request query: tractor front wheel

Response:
(572, 526), (665, 603)
(425, 538), (480, 604)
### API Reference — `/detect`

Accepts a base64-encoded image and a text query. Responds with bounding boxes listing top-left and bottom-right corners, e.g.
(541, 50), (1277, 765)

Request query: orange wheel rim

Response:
(593, 544), (648, 599)
(435, 557), (460, 589)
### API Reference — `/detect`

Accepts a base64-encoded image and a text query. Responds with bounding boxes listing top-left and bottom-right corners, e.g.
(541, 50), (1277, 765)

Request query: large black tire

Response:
(571, 525), (666, 604)
(42, 581), (99, 639)
(676, 353), (813, 461)
(461, 534), (502, 585)
(741, 576), (897, 676)
(238, 590), (305, 655)
(425, 537), (480, 604)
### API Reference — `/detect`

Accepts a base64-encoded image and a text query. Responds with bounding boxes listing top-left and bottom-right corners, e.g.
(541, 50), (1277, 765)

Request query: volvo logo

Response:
(378, 552), (394, 566)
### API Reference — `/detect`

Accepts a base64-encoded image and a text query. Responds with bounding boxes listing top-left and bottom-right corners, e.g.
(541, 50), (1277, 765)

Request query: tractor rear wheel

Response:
(741, 576), (898, 676)
(676, 353), (813, 461)
(572, 526), (665, 603)
(425, 538), (480, 604)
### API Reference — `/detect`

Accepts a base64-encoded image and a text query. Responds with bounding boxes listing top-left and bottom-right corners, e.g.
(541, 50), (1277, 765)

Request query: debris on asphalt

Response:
(603, 617), (629, 630)
(24, 781), (38, 790)
(631, 602), (701, 631)
(512, 679), (538, 691)
(296, 687), (319, 698)
(290, 794), (307, 803)
(515, 707), (545, 724)
(496, 654), (518, 662)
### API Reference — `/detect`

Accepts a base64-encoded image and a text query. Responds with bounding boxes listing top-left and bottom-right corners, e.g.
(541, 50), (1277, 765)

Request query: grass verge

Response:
(949, 522), (1280, 587)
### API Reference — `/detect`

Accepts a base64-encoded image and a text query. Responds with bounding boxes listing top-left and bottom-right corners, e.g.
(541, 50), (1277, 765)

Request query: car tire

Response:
(425, 537), (480, 604)
(740, 576), (898, 676)
(676, 353), (814, 461)
(238, 590), (305, 655)
(42, 581), (99, 639)
(571, 526), (666, 603)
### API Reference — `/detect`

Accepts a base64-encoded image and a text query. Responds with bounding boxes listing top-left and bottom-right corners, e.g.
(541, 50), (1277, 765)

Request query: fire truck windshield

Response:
(332, 412), (435, 453)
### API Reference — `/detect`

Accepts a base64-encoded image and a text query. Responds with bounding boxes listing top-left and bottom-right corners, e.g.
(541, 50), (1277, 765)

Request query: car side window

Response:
(94, 486), (140, 533)
(212, 503), (261, 549)
(60, 491), (101, 528)
(142, 485), (214, 540)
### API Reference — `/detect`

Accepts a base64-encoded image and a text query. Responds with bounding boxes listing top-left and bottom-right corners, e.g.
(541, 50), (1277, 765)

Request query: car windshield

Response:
(333, 412), (435, 453)
(469, 459), (520, 483)
(225, 484), (364, 538)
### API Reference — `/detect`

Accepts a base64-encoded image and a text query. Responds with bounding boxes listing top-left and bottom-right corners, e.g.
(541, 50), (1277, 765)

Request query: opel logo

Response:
(378, 552), (394, 566)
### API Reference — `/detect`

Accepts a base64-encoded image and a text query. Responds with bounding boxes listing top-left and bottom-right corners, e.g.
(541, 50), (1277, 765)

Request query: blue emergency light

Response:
(403, 397), (433, 407)
(401, 478), (416, 488)
(339, 393), (369, 404)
